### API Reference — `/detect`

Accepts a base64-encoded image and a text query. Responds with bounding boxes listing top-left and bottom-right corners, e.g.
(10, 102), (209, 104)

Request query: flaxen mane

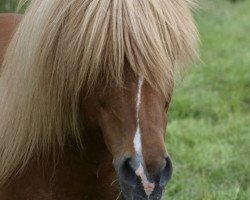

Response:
(0, 0), (198, 185)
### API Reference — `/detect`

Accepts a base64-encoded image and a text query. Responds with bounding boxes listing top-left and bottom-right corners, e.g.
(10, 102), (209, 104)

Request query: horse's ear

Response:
(0, 14), (22, 66)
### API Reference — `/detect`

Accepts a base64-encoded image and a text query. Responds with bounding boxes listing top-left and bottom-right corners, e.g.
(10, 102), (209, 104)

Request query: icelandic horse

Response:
(0, 0), (198, 199)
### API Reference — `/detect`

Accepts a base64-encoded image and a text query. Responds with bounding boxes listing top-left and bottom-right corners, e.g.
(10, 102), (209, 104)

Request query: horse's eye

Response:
(165, 102), (170, 110)
(96, 98), (106, 109)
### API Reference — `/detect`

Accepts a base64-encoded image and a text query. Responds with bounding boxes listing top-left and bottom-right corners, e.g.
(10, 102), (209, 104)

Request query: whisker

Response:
(116, 191), (121, 200)
(110, 179), (119, 186)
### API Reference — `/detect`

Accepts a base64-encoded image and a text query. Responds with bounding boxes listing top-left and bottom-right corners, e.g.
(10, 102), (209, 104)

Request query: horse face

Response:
(81, 69), (173, 200)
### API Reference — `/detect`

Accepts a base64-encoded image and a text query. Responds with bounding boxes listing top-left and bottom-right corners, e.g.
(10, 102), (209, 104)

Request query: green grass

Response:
(0, 0), (19, 12)
(1, 0), (249, 199)
(165, 0), (250, 199)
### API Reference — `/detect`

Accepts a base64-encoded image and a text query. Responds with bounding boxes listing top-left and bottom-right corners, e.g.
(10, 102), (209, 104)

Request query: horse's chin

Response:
(120, 182), (165, 200)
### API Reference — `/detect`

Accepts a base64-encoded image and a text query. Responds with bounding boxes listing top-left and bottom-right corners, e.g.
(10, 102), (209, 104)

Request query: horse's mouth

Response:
(121, 193), (163, 200)
(120, 183), (165, 200)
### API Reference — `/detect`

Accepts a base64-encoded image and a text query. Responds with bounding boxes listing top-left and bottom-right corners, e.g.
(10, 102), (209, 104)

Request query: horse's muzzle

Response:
(117, 157), (173, 200)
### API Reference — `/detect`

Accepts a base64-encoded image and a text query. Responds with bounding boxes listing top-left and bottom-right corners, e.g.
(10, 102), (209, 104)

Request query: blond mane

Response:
(0, 0), (198, 185)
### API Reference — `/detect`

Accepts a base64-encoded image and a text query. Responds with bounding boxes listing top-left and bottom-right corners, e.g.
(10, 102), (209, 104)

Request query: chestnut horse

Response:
(0, 0), (198, 200)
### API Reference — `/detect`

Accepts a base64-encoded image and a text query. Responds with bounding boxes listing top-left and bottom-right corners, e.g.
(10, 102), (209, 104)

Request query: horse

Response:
(0, 0), (198, 199)
(0, 14), (22, 64)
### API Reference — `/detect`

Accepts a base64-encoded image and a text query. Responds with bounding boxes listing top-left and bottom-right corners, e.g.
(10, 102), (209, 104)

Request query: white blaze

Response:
(133, 77), (155, 196)
(133, 77), (144, 157)
(135, 164), (155, 196)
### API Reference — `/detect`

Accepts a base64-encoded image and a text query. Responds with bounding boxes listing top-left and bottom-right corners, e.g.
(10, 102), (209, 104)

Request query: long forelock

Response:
(0, 0), (198, 185)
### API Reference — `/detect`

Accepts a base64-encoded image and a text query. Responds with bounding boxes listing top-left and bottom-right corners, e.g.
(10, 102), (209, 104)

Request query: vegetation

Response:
(0, 0), (249, 199)
(165, 0), (250, 199)
(0, 0), (18, 12)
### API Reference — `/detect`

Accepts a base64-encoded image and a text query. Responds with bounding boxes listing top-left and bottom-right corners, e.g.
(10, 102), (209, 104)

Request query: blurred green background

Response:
(0, 0), (19, 12)
(0, 0), (249, 199)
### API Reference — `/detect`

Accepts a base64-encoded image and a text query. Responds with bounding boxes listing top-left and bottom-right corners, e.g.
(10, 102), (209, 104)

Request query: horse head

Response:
(81, 66), (173, 199)
(0, 1), (198, 199)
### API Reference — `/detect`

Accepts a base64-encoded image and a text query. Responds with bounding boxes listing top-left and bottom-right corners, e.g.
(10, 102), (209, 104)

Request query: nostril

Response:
(159, 157), (173, 186)
(118, 158), (137, 188)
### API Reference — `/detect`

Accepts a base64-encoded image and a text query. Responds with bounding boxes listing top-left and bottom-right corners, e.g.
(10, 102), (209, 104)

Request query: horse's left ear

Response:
(0, 14), (22, 63)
